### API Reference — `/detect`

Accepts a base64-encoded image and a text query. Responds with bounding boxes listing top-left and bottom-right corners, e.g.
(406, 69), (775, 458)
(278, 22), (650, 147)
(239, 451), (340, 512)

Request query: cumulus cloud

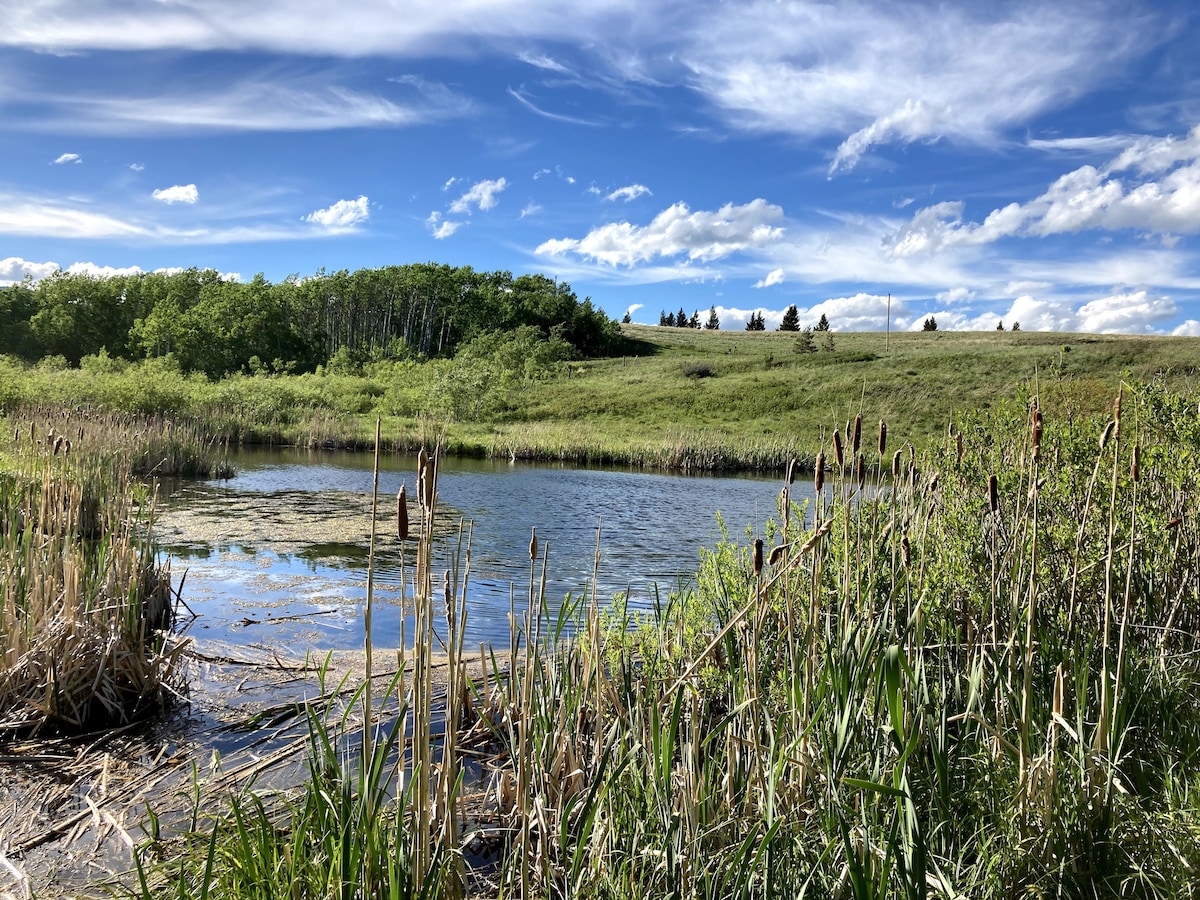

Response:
(887, 125), (1200, 256)
(519, 201), (542, 219)
(449, 178), (507, 214)
(605, 184), (651, 203)
(304, 195), (369, 228)
(442, 176), (459, 191)
(152, 184), (198, 204)
(52, 152), (81, 165)
(0, 256), (61, 284)
(425, 210), (462, 239)
(753, 268), (784, 288)
(128, 162), (144, 171)
(536, 198), (785, 266)
(1172, 320), (1200, 336)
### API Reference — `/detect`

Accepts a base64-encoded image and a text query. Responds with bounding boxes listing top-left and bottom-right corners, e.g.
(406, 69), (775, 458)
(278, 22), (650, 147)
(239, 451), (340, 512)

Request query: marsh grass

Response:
(0, 419), (185, 734)
(136, 381), (1200, 898)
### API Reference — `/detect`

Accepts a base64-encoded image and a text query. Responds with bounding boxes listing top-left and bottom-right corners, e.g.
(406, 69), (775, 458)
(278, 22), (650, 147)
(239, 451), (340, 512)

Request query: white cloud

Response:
(753, 268), (784, 288)
(304, 195), (369, 229)
(517, 51), (572, 75)
(536, 198), (785, 266)
(52, 152), (81, 165)
(63, 261), (149, 279)
(432, 220), (462, 239)
(936, 286), (974, 304)
(625, 303), (643, 317)
(585, 185), (602, 196)
(128, 162), (144, 172)
(0, 257), (61, 284)
(0, 194), (150, 239)
(1172, 320), (1200, 336)
(449, 178), (507, 214)
(605, 184), (651, 203)
(519, 201), (542, 219)
(152, 184), (198, 204)
(533, 168), (551, 180)
(887, 125), (1200, 255)
(442, 176), (459, 191)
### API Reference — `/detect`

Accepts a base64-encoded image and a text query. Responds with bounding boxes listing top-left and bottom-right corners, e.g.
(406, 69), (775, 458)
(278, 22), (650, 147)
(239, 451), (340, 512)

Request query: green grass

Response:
(4, 328), (1198, 470)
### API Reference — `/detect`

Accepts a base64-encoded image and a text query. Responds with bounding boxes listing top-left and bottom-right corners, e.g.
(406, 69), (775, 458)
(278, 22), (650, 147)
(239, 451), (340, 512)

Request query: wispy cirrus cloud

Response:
(51, 152), (81, 164)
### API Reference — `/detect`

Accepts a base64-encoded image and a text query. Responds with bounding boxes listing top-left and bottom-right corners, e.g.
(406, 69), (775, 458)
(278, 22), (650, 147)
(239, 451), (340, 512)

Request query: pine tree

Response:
(622, 312), (631, 324)
(659, 311), (669, 326)
(746, 311), (766, 331)
(688, 311), (701, 329)
(922, 316), (938, 332)
(778, 304), (800, 331)
(815, 313), (830, 332)
(793, 326), (815, 352)
(997, 320), (1004, 331)
(677, 307), (689, 328)
(665, 311), (677, 327)
(820, 330), (835, 352)
(705, 306), (720, 330)
(1011, 321), (1020, 332)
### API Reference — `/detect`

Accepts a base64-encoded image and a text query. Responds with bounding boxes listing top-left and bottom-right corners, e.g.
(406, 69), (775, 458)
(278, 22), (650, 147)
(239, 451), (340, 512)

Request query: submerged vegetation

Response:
(132, 381), (1200, 898)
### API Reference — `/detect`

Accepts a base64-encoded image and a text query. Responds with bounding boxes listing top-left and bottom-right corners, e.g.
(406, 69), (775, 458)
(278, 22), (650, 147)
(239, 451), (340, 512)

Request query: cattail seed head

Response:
(987, 474), (999, 515)
(832, 430), (844, 469)
(1131, 443), (1140, 482)
(901, 533), (911, 567)
(397, 484), (409, 541)
(878, 419), (887, 456)
(814, 451), (825, 493)
(768, 543), (787, 567)
(1031, 408), (1043, 462)
(752, 538), (764, 576)
(1112, 394), (1122, 440)
(892, 449), (902, 480)
(956, 432), (964, 465)
(1100, 419), (1116, 450)
(529, 527), (538, 562)
(786, 458), (797, 485)
(856, 454), (866, 491)
(852, 414), (862, 455)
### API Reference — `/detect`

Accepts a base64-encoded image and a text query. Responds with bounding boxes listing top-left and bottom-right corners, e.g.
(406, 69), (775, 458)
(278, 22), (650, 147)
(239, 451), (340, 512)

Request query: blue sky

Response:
(3, 0), (1200, 334)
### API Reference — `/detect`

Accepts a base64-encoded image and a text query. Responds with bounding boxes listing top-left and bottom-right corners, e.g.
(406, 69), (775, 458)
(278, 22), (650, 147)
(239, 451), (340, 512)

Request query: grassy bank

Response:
(137, 383), (1200, 898)
(4, 327), (1198, 471)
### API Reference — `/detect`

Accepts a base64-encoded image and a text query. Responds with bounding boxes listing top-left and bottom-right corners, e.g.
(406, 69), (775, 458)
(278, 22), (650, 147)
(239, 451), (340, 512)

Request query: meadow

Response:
(2, 326), (1197, 470)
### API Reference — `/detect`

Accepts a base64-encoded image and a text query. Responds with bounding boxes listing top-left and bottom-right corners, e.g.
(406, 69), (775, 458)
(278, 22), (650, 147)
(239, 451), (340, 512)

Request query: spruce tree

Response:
(815, 313), (830, 331)
(779, 304), (800, 331)
(705, 306), (720, 330)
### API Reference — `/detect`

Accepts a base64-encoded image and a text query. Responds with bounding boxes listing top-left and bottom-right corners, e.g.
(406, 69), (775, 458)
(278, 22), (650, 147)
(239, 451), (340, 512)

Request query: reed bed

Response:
(139, 382), (1200, 898)
(0, 421), (185, 735)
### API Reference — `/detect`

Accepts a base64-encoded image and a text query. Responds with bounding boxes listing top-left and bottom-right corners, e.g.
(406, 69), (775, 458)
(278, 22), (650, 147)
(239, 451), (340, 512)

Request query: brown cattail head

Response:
(988, 474), (999, 515)
(1131, 443), (1140, 482)
(878, 419), (887, 456)
(397, 484), (409, 541)
(752, 538), (764, 576)
(1031, 406), (1043, 462)
(1100, 419), (1116, 450)
(956, 432), (964, 465)
(892, 449), (902, 480)
(529, 527), (538, 562)
(814, 451), (825, 493)
(444, 570), (453, 623)
(852, 414), (863, 455)
(901, 533), (912, 567)
(833, 430), (844, 469)
(768, 543), (787, 567)
(856, 454), (866, 491)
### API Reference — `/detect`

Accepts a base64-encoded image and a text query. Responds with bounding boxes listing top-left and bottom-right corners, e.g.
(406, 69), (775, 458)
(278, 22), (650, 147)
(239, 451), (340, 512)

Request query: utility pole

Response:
(885, 292), (891, 352)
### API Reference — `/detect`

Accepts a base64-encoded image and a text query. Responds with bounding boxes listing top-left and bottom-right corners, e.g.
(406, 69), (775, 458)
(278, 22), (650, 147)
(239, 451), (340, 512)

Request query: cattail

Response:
(833, 430), (844, 469)
(444, 570), (453, 624)
(987, 474), (999, 515)
(878, 419), (887, 456)
(768, 543), (787, 567)
(397, 484), (409, 541)
(1031, 406), (1043, 462)
(1100, 420), (1116, 450)
(78, 426), (84, 442)
(856, 454), (866, 491)
(53, 435), (64, 455)
(956, 432), (964, 465)
(901, 533), (911, 567)
(752, 538), (764, 576)
(786, 458), (797, 485)
(529, 527), (538, 562)
(1131, 443), (1140, 482)
(1113, 393), (1122, 440)
(814, 451), (825, 493)
(851, 414), (863, 455)
(892, 449), (902, 480)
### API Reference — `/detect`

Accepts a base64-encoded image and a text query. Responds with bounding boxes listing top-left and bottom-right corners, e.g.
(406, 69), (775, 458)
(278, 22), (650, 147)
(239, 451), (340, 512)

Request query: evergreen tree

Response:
(622, 312), (631, 324)
(923, 316), (938, 332)
(815, 313), (830, 331)
(1011, 321), (1020, 332)
(665, 311), (677, 327)
(705, 306), (720, 330)
(677, 307), (689, 328)
(659, 311), (670, 326)
(746, 311), (766, 331)
(793, 326), (815, 352)
(997, 320), (1004, 331)
(778, 304), (800, 331)
(688, 311), (701, 329)
(820, 330), (835, 352)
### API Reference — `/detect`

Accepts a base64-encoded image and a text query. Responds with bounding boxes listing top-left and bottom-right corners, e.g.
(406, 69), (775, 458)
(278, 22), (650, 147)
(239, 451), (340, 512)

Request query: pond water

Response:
(157, 448), (808, 652)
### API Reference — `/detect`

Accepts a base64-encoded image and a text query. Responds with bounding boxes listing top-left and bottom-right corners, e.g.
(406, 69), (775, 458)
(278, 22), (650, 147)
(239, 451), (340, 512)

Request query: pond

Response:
(157, 448), (808, 652)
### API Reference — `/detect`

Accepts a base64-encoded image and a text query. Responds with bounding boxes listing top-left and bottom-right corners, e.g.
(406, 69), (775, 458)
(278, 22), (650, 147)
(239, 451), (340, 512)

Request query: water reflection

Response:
(159, 448), (804, 651)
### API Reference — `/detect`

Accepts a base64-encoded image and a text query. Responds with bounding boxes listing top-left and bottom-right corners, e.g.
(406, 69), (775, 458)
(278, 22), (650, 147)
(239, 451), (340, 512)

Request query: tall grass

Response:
(0, 418), (185, 734)
(136, 381), (1200, 898)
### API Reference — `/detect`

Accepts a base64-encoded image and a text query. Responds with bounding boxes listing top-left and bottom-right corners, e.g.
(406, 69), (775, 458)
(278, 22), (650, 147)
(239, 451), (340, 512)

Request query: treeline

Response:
(0, 264), (621, 377)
